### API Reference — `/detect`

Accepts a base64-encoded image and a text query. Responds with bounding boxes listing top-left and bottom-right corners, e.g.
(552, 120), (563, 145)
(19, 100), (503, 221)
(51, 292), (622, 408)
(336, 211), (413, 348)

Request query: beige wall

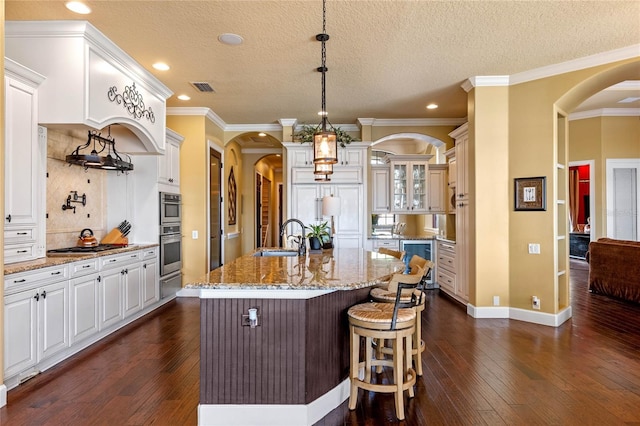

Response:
(166, 114), (210, 284)
(569, 116), (640, 239)
(224, 141), (243, 262)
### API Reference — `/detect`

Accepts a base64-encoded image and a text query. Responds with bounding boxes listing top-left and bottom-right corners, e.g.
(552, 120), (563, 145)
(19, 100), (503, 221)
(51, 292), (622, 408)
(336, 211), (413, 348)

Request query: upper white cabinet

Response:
(158, 128), (184, 192)
(5, 21), (172, 154)
(371, 165), (391, 213)
(427, 164), (448, 213)
(337, 148), (363, 167)
(387, 155), (433, 214)
(4, 59), (46, 264)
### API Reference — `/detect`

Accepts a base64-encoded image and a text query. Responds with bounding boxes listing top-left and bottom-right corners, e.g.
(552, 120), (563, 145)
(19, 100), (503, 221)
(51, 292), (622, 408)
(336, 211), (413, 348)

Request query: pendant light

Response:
(312, 0), (338, 167)
(314, 162), (334, 176)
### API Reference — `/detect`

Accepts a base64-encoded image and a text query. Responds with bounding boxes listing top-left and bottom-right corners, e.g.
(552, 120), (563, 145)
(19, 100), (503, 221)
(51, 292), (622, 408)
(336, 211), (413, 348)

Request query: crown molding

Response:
(357, 118), (376, 127)
(569, 108), (640, 121)
(278, 118), (298, 127)
(226, 123), (283, 132)
(510, 44), (640, 85)
(371, 118), (467, 127)
(241, 148), (283, 155)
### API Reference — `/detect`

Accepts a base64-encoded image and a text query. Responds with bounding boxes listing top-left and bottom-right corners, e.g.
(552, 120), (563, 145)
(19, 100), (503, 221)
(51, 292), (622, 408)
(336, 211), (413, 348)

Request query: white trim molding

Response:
(468, 304), (573, 327)
(0, 384), (7, 408)
(198, 378), (350, 426)
(569, 108), (640, 121)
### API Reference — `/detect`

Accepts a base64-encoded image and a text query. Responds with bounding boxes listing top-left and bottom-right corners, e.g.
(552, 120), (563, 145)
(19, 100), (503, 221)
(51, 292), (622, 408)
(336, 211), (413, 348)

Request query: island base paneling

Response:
(200, 288), (370, 405)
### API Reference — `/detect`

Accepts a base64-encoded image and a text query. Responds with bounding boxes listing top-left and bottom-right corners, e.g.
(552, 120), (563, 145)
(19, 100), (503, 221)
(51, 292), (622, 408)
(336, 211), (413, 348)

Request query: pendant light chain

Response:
(320, 0), (328, 131)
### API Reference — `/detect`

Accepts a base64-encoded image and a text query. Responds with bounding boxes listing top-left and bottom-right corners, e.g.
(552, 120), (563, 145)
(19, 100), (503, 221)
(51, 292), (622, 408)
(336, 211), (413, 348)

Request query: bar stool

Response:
(377, 247), (406, 261)
(370, 256), (433, 376)
(347, 265), (425, 421)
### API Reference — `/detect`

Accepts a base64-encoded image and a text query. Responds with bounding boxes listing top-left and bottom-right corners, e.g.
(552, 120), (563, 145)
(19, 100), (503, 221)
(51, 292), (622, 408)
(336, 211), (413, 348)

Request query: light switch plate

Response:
(192, 230), (198, 239)
(528, 243), (540, 254)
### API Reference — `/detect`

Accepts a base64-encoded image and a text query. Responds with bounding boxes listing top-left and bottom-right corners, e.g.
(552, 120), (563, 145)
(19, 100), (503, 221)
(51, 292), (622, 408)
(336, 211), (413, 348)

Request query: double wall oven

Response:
(159, 192), (182, 299)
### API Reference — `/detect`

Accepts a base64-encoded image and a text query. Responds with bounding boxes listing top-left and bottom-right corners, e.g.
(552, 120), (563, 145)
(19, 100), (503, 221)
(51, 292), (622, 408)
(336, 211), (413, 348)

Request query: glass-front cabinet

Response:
(387, 155), (432, 213)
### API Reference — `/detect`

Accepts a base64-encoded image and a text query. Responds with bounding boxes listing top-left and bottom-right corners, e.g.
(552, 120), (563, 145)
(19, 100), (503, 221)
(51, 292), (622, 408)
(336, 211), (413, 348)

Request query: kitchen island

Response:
(186, 248), (405, 426)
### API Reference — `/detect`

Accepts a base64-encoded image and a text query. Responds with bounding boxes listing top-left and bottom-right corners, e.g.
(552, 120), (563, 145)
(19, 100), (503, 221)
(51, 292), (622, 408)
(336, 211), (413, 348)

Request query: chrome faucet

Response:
(280, 218), (306, 256)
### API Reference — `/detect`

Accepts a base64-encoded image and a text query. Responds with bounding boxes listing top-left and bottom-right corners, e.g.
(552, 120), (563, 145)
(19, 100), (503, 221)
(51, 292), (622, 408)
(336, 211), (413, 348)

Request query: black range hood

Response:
(66, 130), (134, 172)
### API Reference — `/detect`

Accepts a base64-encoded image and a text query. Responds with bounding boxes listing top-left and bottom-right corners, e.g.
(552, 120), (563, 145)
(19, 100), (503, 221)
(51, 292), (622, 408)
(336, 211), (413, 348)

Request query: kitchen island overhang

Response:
(188, 248), (405, 426)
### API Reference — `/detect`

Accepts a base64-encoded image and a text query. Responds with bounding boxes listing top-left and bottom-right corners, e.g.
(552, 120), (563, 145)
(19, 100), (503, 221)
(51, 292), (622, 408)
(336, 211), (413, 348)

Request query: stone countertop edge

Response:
(368, 234), (437, 240)
(4, 243), (160, 276)
(186, 248), (404, 292)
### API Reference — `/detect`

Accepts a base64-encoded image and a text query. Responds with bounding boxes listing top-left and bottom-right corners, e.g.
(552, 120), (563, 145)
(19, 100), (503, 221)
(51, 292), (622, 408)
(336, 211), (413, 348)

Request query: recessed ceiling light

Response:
(218, 33), (244, 46)
(258, 132), (267, 137)
(177, 95), (191, 101)
(65, 1), (91, 14)
(618, 96), (640, 103)
(152, 62), (170, 71)
(426, 104), (438, 110)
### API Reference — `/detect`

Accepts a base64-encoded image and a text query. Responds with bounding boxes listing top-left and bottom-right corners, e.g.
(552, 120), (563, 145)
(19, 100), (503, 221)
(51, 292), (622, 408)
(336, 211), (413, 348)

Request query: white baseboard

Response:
(198, 378), (350, 425)
(176, 288), (200, 297)
(0, 384), (7, 407)
(468, 303), (572, 327)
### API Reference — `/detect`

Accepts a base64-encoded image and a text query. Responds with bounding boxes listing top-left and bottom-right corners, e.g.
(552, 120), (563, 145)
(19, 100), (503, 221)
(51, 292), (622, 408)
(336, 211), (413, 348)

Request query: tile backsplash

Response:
(46, 129), (107, 249)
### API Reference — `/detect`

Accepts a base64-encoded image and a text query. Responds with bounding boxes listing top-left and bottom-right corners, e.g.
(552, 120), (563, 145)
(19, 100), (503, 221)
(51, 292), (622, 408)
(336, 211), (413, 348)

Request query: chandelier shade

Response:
(314, 162), (334, 175)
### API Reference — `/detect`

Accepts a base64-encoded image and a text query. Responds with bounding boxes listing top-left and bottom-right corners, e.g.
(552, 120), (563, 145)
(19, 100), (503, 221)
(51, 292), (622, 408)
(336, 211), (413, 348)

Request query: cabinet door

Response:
(100, 269), (123, 330)
(410, 163), (428, 212)
(391, 163), (409, 212)
(456, 137), (468, 199)
(371, 167), (390, 213)
(123, 263), (143, 318)
(337, 148), (363, 167)
(4, 290), (37, 377)
(4, 76), (39, 228)
(456, 199), (470, 302)
(168, 141), (181, 187)
(38, 281), (69, 361)
(428, 168), (446, 213)
(70, 274), (100, 344)
(333, 185), (363, 235)
(290, 148), (314, 167)
(142, 260), (159, 308)
(448, 158), (457, 188)
(290, 185), (321, 229)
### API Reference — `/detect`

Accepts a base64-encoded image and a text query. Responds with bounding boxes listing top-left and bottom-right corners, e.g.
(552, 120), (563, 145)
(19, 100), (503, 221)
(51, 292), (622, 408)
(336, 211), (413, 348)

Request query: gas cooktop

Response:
(47, 244), (125, 256)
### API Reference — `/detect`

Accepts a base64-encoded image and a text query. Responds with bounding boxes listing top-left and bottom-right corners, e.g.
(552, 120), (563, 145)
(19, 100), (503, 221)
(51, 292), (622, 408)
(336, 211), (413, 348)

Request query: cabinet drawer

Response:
(437, 269), (456, 294)
(4, 227), (35, 243)
(291, 167), (362, 184)
(69, 259), (99, 278)
(372, 239), (400, 250)
(5, 265), (68, 292)
(142, 247), (158, 260)
(99, 251), (141, 270)
(437, 252), (456, 273)
(4, 243), (36, 264)
(437, 241), (456, 255)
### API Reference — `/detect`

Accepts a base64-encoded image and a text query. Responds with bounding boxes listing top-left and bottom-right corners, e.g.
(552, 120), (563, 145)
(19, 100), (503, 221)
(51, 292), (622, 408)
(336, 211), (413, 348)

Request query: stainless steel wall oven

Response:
(159, 192), (182, 299)
(160, 192), (181, 225)
(160, 223), (182, 276)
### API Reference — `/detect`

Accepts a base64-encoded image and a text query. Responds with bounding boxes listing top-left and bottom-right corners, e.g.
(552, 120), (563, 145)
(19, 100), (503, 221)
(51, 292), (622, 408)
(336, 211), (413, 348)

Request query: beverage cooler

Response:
(400, 239), (437, 289)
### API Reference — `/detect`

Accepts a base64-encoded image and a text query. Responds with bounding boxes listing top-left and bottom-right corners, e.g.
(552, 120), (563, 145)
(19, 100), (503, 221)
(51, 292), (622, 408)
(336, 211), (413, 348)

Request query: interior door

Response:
(209, 148), (222, 270)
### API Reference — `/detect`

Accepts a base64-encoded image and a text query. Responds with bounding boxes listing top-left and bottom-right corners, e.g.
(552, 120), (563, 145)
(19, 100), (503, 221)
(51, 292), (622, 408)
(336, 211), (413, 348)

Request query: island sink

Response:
(252, 248), (299, 257)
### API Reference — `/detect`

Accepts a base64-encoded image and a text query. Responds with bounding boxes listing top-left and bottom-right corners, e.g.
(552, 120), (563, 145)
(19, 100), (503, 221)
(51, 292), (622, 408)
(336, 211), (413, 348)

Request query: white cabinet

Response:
(158, 128), (183, 192)
(4, 279), (69, 379)
(371, 166), (391, 213)
(387, 155), (433, 214)
(142, 258), (159, 308)
(123, 263), (143, 318)
(4, 60), (46, 264)
(337, 148), (363, 167)
(427, 165), (448, 213)
(436, 240), (457, 296)
(69, 273), (100, 344)
(291, 148), (315, 167)
(449, 123), (470, 304)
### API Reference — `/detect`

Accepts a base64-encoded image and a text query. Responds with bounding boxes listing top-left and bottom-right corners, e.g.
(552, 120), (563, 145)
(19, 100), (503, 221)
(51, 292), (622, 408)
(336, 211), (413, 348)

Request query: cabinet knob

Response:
(34, 293), (40, 301)
(6, 214), (11, 223)
(41, 290), (47, 299)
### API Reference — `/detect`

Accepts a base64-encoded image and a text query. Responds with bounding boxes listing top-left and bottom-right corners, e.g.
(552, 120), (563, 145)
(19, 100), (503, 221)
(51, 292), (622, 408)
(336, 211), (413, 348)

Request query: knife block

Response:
(101, 228), (129, 246)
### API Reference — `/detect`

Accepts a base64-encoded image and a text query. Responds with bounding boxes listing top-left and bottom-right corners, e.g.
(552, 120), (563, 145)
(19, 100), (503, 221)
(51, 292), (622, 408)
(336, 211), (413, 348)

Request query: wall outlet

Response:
(532, 296), (540, 309)
(493, 296), (500, 306)
(528, 243), (541, 254)
(192, 230), (198, 239)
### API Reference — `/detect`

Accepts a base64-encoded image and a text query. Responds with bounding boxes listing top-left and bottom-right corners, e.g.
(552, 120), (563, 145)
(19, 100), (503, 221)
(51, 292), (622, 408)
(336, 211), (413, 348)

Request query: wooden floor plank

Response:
(2, 259), (640, 425)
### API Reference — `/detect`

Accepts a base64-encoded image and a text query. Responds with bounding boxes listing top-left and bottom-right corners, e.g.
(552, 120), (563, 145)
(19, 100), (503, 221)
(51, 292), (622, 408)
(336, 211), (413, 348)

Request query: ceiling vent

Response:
(190, 82), (215, 93)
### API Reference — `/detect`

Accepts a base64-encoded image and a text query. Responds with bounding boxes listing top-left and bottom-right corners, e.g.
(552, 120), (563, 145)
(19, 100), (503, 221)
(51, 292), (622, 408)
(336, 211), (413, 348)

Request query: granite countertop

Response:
(4, 244), (159, 276)
(186, 248), (406, 291)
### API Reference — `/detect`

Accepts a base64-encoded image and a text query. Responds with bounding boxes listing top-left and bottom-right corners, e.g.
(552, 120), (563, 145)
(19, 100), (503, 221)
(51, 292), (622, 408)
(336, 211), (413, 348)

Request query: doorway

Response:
(606, 159), (640, 240)
(209, 148), (222, 269)
(255, 173), (272, 248)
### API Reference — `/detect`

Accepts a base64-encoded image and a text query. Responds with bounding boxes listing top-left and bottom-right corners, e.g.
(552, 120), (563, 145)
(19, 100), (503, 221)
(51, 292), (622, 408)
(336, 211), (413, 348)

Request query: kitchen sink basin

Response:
(253, 249), (299, 257)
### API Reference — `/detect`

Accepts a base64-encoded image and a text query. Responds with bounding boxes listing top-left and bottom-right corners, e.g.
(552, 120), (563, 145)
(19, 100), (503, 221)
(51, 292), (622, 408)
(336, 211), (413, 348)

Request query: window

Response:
(372, 213), (396, 234)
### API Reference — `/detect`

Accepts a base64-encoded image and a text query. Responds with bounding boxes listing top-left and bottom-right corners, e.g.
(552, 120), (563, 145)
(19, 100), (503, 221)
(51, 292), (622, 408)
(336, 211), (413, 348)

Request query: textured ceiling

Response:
(5, 0), (640, 129)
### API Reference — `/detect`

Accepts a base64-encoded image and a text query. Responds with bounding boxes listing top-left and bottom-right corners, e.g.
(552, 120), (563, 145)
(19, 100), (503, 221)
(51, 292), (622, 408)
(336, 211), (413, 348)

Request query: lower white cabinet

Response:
(142, 259), (159, 308)
(69, 273), (100, 344)
(4, 279), (69, 379)
(3, 246), (162, 390)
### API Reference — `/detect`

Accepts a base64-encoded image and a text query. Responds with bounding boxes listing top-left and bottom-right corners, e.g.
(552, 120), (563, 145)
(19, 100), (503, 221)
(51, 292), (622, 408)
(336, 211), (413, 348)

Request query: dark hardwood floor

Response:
(2, 259), (640, 425)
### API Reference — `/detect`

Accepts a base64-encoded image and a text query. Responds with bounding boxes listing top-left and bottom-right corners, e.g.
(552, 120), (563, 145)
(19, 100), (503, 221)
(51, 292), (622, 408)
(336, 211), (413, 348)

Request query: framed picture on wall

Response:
(514, 176), (546, 211)
(228, 167), (237, 225)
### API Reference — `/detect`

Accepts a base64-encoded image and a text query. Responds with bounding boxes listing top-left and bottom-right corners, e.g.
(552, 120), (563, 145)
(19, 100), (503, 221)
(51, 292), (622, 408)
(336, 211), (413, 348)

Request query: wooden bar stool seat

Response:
(370, 256), (433, 376)
(348, 266), (424, 421)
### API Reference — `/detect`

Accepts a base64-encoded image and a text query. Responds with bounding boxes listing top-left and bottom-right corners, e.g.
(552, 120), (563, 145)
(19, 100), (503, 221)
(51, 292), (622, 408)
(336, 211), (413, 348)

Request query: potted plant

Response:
(294, 124), (358, 148)
(305, 222), (330, 251)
